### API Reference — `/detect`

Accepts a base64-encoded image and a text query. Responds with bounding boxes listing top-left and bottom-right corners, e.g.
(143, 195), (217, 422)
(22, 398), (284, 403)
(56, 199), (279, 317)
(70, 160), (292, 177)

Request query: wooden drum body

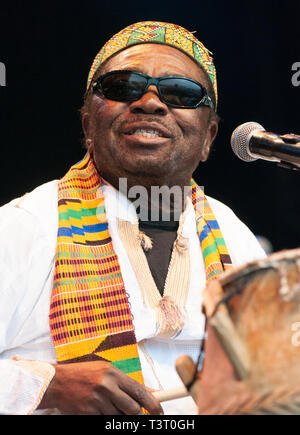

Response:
(203, 248), (300, 413)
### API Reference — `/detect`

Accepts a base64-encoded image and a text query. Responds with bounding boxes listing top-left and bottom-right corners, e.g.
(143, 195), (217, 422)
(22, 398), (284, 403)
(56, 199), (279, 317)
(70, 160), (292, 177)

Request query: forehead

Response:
(100, 43), (208, 84)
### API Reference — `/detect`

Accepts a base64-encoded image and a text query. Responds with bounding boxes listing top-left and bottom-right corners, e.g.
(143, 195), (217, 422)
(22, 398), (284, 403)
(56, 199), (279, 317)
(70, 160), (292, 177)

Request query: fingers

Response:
(111, 389), (144, 415)
(118, 375), (164, 415)
(97, 365), (163, 415)
(126, 384), (163, 415)
(94, 395), (124, 415)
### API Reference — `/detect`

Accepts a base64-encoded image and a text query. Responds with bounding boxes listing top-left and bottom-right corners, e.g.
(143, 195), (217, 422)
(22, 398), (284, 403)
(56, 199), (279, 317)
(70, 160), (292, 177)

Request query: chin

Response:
(121, 157), (175, 179)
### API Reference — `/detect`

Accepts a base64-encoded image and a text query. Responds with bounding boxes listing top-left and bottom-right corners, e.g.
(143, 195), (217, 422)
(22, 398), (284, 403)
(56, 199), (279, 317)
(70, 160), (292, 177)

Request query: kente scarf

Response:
(49, 154), (232, 384)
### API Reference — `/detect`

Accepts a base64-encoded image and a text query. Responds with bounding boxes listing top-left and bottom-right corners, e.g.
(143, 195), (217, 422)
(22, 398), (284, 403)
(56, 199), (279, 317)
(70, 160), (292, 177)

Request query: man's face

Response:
(82, 44), (218, 186)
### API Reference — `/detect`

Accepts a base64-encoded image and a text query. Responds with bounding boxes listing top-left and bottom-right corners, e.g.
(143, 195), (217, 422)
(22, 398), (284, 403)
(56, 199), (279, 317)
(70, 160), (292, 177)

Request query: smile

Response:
(122, 122), (172, 140)
(127, 128), (162, 138)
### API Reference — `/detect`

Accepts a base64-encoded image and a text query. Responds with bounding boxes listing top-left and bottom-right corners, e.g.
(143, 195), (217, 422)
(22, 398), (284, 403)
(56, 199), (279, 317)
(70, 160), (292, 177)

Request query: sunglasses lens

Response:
(159, 78), (204, 107)
(100, 72), (146, 101)
(95, 72), (209, 108)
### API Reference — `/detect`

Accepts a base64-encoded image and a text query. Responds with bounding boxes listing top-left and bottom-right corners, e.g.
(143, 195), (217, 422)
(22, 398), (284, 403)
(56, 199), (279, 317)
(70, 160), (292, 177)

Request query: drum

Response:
(202, 248), (300, 414)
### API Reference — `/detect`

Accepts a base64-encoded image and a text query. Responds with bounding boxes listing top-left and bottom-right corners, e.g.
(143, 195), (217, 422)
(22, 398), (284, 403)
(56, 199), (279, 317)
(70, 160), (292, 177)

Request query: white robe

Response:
(0, 180), (266, 414)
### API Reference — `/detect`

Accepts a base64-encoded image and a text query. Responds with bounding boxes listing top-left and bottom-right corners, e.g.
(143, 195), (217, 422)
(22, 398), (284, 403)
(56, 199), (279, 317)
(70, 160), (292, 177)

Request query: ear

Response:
(81, 112), (94, 155)
(200, 118), (218, 162)
(82, 112), (90, 139)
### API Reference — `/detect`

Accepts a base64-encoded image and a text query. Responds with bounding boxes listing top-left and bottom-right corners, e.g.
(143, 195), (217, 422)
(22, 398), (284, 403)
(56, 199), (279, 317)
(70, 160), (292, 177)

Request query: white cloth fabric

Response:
(0, 180), (266, 414)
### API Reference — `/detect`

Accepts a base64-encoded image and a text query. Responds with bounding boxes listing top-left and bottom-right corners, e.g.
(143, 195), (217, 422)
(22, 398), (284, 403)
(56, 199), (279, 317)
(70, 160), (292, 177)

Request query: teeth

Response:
(131, 129), (161, 138)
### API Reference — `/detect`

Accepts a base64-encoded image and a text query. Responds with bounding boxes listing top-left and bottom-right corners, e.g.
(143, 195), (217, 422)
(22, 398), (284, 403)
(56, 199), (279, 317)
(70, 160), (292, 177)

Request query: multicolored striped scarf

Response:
(49, 153), (232, 384)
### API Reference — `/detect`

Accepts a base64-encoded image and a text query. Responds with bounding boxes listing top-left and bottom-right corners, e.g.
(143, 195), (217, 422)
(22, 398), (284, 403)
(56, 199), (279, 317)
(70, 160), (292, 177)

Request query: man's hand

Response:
(38, 361), (163, 415)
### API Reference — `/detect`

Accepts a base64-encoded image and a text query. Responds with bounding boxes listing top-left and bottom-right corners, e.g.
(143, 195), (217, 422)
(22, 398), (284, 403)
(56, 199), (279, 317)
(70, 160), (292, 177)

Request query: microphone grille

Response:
(231, 121), (265, 161)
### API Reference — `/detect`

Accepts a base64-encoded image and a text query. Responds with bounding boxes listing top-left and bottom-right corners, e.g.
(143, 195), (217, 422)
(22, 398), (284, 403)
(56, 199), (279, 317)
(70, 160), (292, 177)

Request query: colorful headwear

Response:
(86, 21), (218, 106)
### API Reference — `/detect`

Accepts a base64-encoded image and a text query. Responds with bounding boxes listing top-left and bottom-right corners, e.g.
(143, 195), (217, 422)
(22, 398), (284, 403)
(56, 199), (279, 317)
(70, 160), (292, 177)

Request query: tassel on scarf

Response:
(138, 230), (153, 252)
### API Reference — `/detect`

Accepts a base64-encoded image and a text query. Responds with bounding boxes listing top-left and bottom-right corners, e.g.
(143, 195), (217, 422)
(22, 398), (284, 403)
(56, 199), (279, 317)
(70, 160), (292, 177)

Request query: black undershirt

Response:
(138, 219), (179, 296)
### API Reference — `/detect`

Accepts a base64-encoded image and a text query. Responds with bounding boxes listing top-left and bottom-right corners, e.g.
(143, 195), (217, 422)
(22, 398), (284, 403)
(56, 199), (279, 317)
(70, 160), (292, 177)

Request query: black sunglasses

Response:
(91, 70), (214, 110)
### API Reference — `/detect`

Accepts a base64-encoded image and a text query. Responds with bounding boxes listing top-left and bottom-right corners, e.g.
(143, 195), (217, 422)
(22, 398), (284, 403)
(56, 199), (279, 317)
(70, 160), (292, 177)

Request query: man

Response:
(0, 21), (265, 415)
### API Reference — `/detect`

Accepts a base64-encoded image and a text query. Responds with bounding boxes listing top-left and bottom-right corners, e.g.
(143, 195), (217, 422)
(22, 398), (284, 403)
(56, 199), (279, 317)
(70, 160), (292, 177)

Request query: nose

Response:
(129, 85), (168, 115)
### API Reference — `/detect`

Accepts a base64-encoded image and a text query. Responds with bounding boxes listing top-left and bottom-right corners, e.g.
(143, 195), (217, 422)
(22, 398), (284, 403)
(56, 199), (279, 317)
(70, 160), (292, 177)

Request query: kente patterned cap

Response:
(86, 21), (218, 106)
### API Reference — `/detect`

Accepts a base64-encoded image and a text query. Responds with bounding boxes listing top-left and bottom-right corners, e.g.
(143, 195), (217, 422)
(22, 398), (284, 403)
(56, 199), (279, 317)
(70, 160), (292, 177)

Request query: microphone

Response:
(231, 122), (300, 169)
